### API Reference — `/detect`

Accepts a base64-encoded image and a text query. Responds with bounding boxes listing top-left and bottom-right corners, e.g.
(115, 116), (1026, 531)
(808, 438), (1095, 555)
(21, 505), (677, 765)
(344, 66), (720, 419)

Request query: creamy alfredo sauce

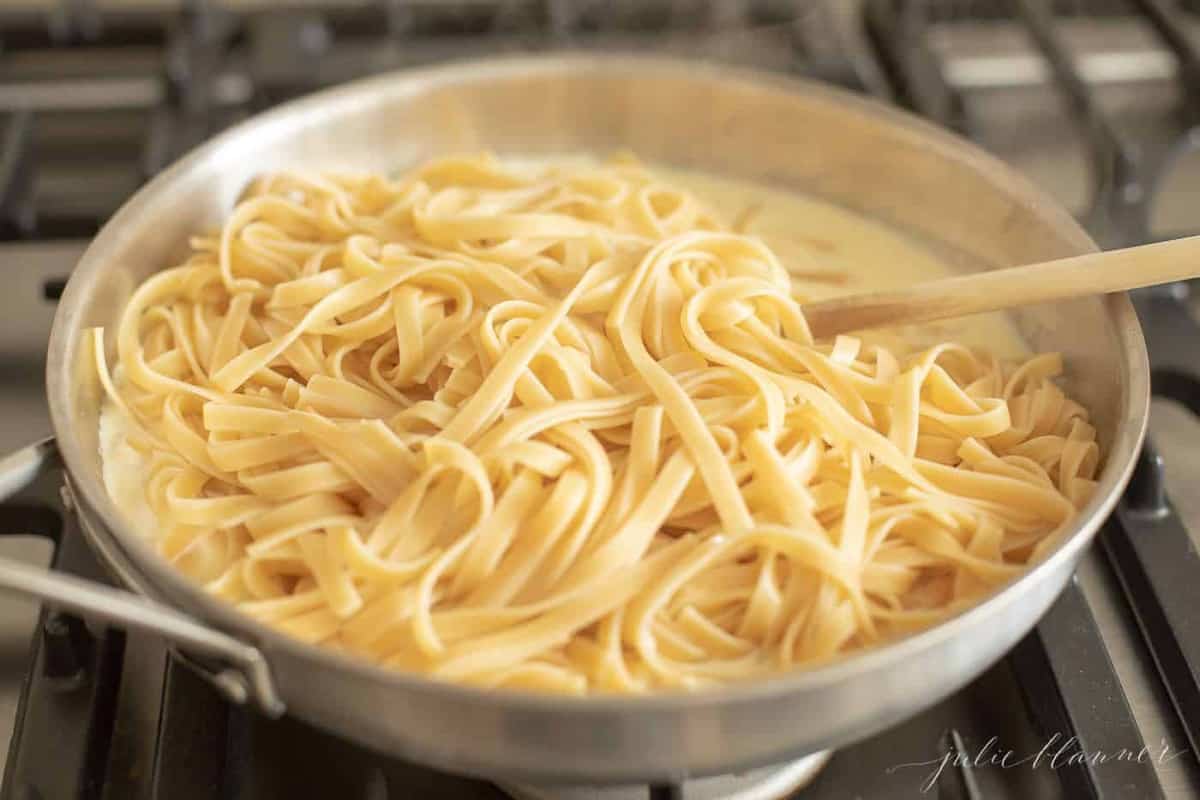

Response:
(659, 166), (1029, 360)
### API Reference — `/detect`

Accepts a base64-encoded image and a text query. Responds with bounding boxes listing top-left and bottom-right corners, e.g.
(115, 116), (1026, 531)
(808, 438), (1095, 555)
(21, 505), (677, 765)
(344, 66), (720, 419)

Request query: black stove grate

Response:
(867, 0), (1200, 248)
(0, 0), (864, 245)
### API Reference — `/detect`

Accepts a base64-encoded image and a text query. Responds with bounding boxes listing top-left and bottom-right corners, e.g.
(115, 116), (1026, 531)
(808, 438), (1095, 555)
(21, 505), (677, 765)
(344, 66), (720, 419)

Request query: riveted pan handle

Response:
(0, 438), (285, 717)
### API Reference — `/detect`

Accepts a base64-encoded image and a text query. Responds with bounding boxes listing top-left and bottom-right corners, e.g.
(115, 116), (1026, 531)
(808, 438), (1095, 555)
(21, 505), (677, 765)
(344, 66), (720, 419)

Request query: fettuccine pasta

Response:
(95, 153), (1099, 694)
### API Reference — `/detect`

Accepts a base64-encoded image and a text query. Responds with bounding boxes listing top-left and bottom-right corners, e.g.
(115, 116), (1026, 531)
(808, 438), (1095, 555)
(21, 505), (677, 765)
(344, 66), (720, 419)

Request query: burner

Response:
(500, 752), (832, 800)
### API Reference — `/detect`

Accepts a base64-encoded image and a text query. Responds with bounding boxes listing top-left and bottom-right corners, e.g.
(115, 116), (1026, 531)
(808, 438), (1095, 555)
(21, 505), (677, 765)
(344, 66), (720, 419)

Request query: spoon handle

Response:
(801, 234), (1200, 339)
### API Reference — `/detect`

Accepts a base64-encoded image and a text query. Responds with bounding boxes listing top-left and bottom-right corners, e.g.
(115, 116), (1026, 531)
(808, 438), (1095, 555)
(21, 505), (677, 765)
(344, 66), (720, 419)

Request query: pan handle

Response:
(0, 437), (285, 717)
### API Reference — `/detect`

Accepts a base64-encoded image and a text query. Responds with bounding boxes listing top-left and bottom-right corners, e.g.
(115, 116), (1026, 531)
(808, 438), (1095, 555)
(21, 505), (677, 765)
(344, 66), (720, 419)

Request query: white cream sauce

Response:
(659, 166), (1029, 361)
(99, 402), (157, 538)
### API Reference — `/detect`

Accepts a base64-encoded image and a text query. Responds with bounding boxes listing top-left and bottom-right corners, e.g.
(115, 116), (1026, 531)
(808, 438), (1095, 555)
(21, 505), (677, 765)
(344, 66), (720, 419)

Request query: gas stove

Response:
(1, 2), (1200, 799)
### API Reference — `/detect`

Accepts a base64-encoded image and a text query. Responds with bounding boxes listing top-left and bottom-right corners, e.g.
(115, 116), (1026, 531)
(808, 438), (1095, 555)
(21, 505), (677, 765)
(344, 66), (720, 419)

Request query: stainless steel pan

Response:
(0, 55), (1149, 784)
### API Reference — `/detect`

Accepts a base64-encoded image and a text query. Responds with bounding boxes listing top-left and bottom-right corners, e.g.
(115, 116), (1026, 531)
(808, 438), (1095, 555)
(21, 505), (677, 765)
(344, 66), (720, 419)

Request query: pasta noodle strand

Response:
(95, 154), (1099, 693)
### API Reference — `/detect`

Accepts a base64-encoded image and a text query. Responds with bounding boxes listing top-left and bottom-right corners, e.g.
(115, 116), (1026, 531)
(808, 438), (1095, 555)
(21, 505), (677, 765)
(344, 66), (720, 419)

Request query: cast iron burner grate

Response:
(867, 0), (1200, 247)
(0, 0), (865, 245)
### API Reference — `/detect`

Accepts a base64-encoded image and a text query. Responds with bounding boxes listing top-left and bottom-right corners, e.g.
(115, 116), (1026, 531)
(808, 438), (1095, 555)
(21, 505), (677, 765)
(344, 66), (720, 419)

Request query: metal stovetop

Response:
(2, 2), (1200, 798)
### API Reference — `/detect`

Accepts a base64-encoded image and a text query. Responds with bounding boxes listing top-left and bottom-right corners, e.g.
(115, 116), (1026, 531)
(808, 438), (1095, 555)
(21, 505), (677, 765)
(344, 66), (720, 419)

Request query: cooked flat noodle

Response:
(95, 154), (1099, 694)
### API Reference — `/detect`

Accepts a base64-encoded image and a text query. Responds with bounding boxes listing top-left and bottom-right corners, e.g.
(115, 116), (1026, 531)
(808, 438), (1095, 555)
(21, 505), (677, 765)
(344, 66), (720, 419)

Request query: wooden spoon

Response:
(800, 235), (1200, 340)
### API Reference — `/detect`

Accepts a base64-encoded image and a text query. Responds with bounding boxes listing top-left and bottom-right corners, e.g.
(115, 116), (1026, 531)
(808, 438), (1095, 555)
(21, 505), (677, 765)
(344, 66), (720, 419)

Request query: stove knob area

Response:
(41, 611), (93, 691)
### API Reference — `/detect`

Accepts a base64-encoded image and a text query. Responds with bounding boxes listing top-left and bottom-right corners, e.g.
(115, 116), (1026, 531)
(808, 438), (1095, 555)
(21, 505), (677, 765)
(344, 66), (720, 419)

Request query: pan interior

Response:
(50, 55), (1141, 692)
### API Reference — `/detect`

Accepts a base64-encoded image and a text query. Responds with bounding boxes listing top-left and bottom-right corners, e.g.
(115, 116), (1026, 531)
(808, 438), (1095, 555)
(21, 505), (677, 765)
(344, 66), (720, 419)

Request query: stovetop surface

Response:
(3, 2), (1200, 799)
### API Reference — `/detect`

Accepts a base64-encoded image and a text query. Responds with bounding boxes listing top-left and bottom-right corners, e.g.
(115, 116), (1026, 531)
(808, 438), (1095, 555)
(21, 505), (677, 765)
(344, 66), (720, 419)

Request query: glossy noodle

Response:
(94, 154), (1099, 694)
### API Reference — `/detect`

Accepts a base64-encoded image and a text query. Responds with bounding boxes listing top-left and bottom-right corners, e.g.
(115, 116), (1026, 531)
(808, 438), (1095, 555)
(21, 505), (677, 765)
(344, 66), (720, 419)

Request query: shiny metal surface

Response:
(22, 55), (1150, 782)
(1074, 547), (1196, 798)
(0, 535), (282, 713)
(503, 750), (833, 800)
(0, 439), (283, 714)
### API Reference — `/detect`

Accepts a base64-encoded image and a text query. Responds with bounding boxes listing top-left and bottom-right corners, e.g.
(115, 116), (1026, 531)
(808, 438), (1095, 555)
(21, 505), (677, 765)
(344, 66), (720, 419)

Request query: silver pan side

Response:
(44, 55), (1148, 782)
